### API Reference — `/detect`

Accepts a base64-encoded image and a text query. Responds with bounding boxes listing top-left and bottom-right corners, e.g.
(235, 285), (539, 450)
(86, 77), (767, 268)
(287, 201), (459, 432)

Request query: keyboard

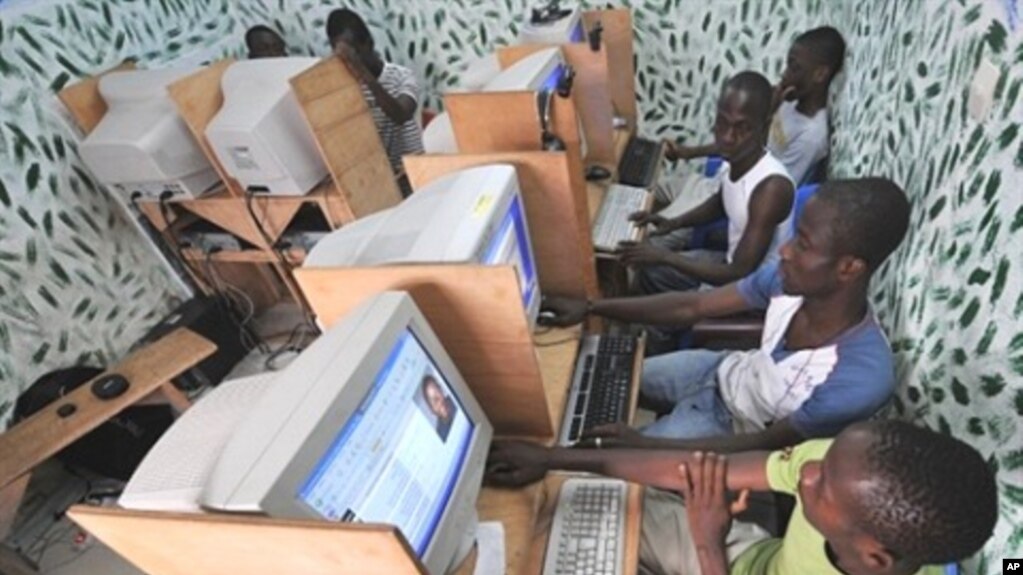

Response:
(617, 136), (663, 188)
(558, 334), (638, 445)
(543, 477), (628, 575)
(591, 184), (650, 252)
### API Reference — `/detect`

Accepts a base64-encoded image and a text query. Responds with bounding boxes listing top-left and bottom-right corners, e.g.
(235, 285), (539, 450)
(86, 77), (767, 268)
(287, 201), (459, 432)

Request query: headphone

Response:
(537, 65), (575, 152)
(538, 88), (566, 152)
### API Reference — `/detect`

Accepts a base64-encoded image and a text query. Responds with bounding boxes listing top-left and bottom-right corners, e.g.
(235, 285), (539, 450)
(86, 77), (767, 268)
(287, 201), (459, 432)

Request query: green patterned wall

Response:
(250, 0), (1022, 568)
(0, 0), (263, 427)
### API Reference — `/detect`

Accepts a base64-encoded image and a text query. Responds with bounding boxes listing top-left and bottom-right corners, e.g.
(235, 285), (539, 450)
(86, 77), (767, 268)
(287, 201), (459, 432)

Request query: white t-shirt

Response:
(718, 151), (793, 263)
(362, 62), (425, 173)
(767, 101), (829, 185)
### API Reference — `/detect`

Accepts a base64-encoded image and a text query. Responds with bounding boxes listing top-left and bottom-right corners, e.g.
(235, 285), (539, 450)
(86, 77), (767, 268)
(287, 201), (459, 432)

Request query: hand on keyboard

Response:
(538, 296), (588, 327)
(616, 241), (673, 267)
(486, 440), (550, 488)
(628, 210), (675, 237)
(575, 422), (647, 449)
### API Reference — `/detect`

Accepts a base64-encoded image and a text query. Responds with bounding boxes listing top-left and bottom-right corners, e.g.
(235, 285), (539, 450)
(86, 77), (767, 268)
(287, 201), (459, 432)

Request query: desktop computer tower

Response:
(138, 296), (251, 391)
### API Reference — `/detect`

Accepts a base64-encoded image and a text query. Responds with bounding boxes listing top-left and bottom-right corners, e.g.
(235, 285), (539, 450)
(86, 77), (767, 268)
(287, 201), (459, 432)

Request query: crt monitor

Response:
(422, 47), (567, 154)
(303, 164), (542, 326)
(198, 292), (494, 574)
(79, 67), (220, 201)
(206, 57), (330, 196)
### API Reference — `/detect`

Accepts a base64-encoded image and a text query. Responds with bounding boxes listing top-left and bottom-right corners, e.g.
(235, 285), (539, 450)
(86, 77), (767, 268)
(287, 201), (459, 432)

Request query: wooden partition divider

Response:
(404, 152), (598, 300)
(289, 56), (402, 222)
(583, 9), (637, 131)
(295, 265), (553, 437)
(495, 42), (616, 164)
(68, 506), (425, 575)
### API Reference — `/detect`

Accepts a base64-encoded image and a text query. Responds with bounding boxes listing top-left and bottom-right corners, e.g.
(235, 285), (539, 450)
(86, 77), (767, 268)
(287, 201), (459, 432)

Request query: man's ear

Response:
(859, 539), (898, 574)
(836, 255), (868, 283)
(812, 64), (831, 86)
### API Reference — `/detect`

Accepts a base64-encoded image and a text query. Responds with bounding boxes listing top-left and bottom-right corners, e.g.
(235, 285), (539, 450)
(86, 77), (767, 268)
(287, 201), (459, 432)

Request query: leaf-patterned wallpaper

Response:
(0, 0), (1019, 569)
(0, 0), (267, 428)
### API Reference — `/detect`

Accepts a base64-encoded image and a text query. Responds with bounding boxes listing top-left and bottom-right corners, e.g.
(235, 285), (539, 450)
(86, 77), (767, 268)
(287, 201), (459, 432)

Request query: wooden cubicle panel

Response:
(57, 61), (137, 135)
(404, 152), (598, 299)
(583, 9), (637, 132)
(69, 506), (425, 575)
(495, 43), (616, 164)
(0, 329), (216, 490)
(444, 91), (544, 153)
(295, 265), (553, 437)
(167, 59), (245, 197)
(290, 57), (402, 223)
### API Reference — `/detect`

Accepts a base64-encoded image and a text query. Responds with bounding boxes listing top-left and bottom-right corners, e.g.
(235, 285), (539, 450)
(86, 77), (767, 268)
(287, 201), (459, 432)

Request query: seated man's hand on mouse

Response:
(539, 295), (588, 326)
(485, 440), (550, 488)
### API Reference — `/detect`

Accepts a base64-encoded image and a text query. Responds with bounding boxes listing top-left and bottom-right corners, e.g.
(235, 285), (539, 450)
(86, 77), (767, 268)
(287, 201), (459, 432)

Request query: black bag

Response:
(14, 367), (174, 481)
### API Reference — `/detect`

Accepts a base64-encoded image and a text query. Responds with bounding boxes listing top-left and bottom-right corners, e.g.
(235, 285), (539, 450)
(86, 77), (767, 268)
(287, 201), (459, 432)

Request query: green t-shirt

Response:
(728, 440), (947, 575)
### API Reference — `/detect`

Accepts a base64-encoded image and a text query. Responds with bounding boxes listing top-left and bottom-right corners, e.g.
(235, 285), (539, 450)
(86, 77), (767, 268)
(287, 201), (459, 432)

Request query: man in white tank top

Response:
(622, 72), (795, 298)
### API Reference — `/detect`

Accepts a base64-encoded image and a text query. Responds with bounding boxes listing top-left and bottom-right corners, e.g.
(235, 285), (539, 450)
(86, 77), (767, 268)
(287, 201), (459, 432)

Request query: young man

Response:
(667, 26), (846, 187)
(544, 178), (910, 452)
(326, 9), (424, 196)
(486, 420), (998, 575)
(244, 25), (287, 59)
(623, 71), (794, 296)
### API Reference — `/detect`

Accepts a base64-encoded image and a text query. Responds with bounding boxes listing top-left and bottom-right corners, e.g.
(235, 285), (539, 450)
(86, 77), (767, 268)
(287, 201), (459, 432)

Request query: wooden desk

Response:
(456, 327), (644, 575)
(68, 327), (643, 575)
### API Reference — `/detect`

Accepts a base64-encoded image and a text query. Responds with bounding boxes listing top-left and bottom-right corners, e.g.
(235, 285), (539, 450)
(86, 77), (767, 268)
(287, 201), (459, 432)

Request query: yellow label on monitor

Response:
(472, 194), (495, 218)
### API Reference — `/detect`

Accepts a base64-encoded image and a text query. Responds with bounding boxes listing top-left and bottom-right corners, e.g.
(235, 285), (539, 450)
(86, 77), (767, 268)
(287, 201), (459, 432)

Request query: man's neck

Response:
(788, 287), (869, 349)
(728, 148), (766, 181)
(795, 89), (828, 117)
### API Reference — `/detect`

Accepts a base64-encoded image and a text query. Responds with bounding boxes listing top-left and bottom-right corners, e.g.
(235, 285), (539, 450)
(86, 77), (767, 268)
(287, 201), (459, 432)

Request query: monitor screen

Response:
(482, 194), (539, 316)
(297, 329), (474, 556)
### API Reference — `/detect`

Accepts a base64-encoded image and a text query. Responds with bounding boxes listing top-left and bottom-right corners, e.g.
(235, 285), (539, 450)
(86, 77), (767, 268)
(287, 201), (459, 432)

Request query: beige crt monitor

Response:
(204, 292), (492, 574)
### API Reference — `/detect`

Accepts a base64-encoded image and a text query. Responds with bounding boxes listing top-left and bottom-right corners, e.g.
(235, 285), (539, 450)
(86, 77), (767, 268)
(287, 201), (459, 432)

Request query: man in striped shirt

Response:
(327, 9), (424, 197)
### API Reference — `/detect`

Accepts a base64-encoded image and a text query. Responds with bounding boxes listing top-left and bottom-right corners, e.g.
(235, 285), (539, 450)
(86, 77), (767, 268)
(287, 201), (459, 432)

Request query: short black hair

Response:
(814, 177), (910, 271)
(723, 71), (773, 131)
(856, 420), (997, 565)
(245, 25), (281, 49)
(326, 8), (373, 48)
(794, 26), (846, 80)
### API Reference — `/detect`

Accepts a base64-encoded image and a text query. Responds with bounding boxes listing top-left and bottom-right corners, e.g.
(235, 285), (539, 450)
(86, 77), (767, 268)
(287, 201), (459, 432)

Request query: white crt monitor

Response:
(206, 57), (329, 196)
(80, 68), (220, 200)
(202, 291), (494, 574)
(304, 164), (542, 326)
(423, 48), (566, 154)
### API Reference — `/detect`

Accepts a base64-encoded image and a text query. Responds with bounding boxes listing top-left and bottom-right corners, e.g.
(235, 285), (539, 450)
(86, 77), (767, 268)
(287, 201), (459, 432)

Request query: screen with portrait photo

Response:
(296, 329), (474, 555)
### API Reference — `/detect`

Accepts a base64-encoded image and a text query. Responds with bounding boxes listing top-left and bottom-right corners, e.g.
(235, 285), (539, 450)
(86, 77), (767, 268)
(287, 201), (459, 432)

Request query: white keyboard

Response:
(542, 478), (627, 575)
(592, 184), (650, 251)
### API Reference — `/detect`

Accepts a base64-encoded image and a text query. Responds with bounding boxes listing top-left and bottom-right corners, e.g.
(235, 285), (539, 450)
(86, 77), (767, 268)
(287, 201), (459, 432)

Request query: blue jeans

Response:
(639, 349), (734, 439)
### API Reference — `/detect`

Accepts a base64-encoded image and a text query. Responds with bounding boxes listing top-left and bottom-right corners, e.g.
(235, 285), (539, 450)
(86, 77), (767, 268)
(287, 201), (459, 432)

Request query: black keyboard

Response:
(616, 136), (663, 188)
(558, 334), (638, 444)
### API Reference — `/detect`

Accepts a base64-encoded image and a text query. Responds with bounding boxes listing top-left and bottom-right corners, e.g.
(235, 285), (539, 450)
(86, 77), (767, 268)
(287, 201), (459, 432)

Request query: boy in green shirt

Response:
(487, 420), (996, 574)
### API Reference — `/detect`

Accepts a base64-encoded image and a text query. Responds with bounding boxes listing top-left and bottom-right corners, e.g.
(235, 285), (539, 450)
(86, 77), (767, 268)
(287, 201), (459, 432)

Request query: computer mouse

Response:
(57, 403), (77, 418)
(585, 165), (611, 181)
(91, 374), (130, 400)
(537, 310), (558, 326)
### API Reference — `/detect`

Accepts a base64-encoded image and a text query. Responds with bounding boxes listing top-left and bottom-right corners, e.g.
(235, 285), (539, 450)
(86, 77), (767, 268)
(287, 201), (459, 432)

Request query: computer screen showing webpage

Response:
(297, 329), (474, 555)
